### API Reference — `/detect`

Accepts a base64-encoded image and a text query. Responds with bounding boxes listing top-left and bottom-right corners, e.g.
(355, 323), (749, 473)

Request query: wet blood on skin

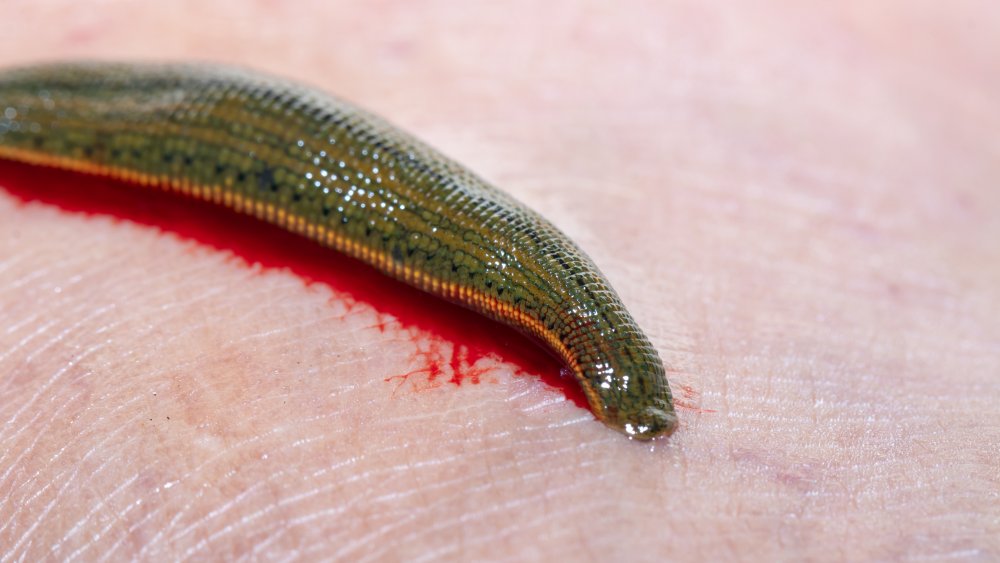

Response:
(0, 160), (587, 409)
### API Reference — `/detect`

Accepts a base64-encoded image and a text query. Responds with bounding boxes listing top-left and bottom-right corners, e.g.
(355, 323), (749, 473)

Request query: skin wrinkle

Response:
(1, 309), (42, 344)
(173, 485), (274, 558)
(328, 442), (539, 558)
(131, 406), (350, 555)
(60, 474), (143, 558)
(1, 346), (102, 457)
(390, 479), (568, 563)
(148, 406), (400, 555)
(21, 302), (118, 365)
(3, 256), (174, 377)
(6, 390), (114, 507)
(0, 316), (56, 368)
(16, 390), (144, 499)
(3, 407), (126, 552)
(57, 472), (142, 558)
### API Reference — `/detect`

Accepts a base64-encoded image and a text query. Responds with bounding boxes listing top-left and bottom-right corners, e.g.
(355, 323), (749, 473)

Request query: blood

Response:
(673, 382), (715, 413)
(0, 159), (585, 409)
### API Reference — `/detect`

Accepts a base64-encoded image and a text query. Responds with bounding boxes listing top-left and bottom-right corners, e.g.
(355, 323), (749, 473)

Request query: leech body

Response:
(0, 62), (676, 439)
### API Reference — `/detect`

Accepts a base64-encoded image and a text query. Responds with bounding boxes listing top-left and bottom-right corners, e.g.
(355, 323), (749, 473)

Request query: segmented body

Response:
(0, 63), (676, 439)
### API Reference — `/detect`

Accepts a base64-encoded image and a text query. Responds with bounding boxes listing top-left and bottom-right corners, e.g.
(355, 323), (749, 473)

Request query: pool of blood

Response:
(0, 159), (586, 409)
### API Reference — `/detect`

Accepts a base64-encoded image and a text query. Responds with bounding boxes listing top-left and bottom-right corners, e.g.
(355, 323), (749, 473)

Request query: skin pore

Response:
(1, 1), (998, 560)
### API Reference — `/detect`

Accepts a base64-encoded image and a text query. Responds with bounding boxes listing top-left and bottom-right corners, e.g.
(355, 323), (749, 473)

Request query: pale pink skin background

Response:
(1, 1), (998, 560)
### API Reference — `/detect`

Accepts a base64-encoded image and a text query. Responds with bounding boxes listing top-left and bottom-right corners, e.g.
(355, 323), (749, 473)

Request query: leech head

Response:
(596, 392), (678, 441)
(577, 346), (678, 441)
(621, 404), (678, 440)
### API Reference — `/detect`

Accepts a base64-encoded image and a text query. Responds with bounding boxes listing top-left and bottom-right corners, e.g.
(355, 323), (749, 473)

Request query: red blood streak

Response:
(674, 382), (715, 413)
(0, 159), (586, 409)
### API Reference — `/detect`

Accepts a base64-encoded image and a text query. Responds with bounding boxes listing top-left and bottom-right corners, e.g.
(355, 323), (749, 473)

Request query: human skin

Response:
(1, 0), (998, 560)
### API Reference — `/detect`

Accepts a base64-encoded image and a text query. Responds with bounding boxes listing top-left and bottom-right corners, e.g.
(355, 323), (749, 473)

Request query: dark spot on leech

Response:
(237, 171), (246, 182)
(292, 192), (301, 202)
(215, 163), (224, 175)
(322, 205), (331, 216)
(391, 245), (404, 263)
(257, 166), (276, 192)
(183, 155), (193, 166)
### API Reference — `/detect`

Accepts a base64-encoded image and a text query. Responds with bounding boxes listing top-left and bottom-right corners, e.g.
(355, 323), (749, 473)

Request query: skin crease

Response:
(0, 0), (998, 560)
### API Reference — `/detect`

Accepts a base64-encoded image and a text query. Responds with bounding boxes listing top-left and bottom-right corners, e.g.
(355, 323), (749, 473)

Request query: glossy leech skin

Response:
(0, 62), (677, 440)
